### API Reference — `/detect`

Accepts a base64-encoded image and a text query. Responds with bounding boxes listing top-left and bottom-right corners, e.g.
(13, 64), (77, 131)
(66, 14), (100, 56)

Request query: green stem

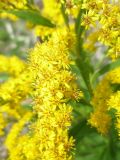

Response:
(75, 6), (93, 96)
(60, 3), (69, 28)
(76, 57), (93, 96)
(107, 130), (117, 160)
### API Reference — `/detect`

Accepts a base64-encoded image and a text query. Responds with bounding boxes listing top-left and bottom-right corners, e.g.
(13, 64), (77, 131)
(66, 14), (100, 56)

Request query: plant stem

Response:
(75, 6), (93, 96)
(60, 3), (69, 28)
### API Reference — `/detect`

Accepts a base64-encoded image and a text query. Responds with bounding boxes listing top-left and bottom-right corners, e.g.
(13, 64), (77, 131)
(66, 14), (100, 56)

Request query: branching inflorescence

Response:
(28, 30), (82, 160)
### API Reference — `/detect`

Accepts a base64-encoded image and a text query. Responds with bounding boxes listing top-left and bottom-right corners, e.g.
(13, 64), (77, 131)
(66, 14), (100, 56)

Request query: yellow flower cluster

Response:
(1, 30), (83, 160)
(81, 0), (120, 59)
(0, 73), (30, 103)
(5, 112), (32, 160)
(0, 0), (27, 9)
(107, 67), (120, 84)
(107, 67), (120, 136)
(89, 67), (120, 135)
(0, 56), (32, 160)
(0, 71), (31, 121)
(0, 55), (31, 136)
(0, 0), (28, 20)
(89, 76), (112, 135)
(42, 0), (64, 25)
(35, 0), (64, 38)
(0, 55), (25, 77)
(0, 55), (30, 107)
(60, 0), (81, 18)
(27, 30), (82, 160)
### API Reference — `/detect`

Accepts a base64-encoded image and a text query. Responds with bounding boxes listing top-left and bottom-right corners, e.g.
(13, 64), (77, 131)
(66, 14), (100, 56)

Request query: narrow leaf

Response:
(1, 9), (55, 28)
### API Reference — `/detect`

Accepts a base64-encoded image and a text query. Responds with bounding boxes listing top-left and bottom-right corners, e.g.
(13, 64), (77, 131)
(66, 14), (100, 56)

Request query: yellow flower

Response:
(0, 55), (25, 77)
(0, 56), (32, 141)
(106, 67), (120, 136)
(5, 112), (32, 160)
(0, 72), (31, 103)
(0, 0), (27, 9)
(0, 0), (28, 20)
(27, 30), (82, 159)
(107, 67), (120, 84)
(81, 11), (99, 29)
(81, 0), (120, 59)
(1, 29), (81, 160)
(89, 67), (120, 135)
(89, 77), (112, 135)
(34, 0), (64, 38)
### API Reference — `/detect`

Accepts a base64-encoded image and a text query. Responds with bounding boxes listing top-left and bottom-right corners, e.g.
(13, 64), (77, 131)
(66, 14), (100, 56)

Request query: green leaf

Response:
(1, 9), (55, 28)
(69, 119), (94, 142)
(92, 58), (120, 85)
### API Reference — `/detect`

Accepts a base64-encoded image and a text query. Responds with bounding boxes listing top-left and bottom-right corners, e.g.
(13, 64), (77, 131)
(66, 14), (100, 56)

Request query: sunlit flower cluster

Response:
(81, 0), (120, 59)
(35, 0), (64, 38)
(0, 55), (31, 136)
(89, 67), (120, 135)
(0, 0), (28, 20)
(28, 30), (82, 160)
